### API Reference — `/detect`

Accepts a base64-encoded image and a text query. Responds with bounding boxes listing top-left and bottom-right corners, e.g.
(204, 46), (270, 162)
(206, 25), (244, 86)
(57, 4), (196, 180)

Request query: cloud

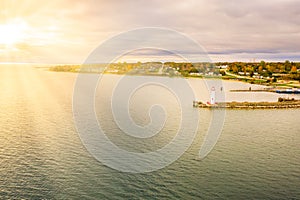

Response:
(0, 0), (299, 63)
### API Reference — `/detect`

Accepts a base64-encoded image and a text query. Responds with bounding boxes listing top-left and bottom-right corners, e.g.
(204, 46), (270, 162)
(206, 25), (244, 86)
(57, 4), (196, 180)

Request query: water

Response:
(0, 65), (299, 199)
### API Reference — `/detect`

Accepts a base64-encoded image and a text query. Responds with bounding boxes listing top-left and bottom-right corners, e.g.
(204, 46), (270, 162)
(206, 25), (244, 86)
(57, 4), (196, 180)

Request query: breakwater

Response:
(193, 98), (300, 109)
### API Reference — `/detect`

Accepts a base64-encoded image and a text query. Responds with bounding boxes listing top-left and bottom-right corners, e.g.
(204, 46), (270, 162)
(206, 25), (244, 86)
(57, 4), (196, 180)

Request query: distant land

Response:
(49, 61), (300, 88)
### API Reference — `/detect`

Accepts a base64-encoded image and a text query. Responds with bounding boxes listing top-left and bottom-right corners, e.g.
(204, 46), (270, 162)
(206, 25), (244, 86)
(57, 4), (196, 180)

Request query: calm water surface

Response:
(0, 65), (299, 199)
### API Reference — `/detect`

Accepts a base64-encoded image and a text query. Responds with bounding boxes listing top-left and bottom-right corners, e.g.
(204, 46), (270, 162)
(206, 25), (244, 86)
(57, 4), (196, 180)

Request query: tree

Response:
(284, 60), (291, 71)
(291, 66), (297, 74)
(232, 65), (239, 73)
(258, 66), (263, 74)
(220, 70), (226, 76)
(249, 71), (254, 77)
(189, 67), (198, 73)
(280, 65), (286, 73)
(260, 60), (266, 69)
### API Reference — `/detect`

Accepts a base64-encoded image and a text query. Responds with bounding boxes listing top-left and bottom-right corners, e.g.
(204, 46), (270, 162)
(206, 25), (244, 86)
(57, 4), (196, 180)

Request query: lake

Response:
(0, 64), (299, 199)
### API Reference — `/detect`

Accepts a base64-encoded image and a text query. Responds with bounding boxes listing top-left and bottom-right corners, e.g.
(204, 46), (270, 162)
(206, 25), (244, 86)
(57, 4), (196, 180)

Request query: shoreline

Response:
(48, 68), (300, 88)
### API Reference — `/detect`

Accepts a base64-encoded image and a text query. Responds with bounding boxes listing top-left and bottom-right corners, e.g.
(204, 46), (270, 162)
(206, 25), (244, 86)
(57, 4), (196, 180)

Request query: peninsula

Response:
(49, 61), (300, 88)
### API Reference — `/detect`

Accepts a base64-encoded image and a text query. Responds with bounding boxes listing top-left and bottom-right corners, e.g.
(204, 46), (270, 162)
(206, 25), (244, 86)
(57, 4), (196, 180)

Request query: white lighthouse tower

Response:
(210, 87), (216, 104)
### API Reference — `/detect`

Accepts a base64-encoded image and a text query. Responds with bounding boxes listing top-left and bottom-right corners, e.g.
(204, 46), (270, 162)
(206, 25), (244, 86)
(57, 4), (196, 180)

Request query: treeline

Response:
(164, 62), (215, 72)
(216, 60), (300, 81)
(50, 65), (80, 72)
(49, 61), (300, 81)
(217, 61), (299, 75)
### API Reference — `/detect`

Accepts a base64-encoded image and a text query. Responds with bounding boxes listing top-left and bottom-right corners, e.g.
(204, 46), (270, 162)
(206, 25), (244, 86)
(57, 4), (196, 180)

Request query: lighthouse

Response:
(210, 87), (216, 104)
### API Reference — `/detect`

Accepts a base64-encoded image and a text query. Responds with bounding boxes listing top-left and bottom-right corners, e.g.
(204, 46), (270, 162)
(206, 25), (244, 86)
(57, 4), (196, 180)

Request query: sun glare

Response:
(0, 19), (28, 46)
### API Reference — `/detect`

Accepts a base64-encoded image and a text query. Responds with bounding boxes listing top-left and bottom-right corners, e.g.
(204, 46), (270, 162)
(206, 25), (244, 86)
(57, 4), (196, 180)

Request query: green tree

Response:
(284, 60), (291, 71)
(260, 60), (266, 69)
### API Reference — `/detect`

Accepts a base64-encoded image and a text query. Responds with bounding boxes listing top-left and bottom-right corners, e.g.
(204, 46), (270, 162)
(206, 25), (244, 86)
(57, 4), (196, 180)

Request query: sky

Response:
(0, 0), (299, 63)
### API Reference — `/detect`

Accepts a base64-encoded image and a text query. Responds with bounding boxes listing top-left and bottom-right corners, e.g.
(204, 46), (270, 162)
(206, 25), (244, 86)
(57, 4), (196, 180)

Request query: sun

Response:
(0, 19), (28, 46)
